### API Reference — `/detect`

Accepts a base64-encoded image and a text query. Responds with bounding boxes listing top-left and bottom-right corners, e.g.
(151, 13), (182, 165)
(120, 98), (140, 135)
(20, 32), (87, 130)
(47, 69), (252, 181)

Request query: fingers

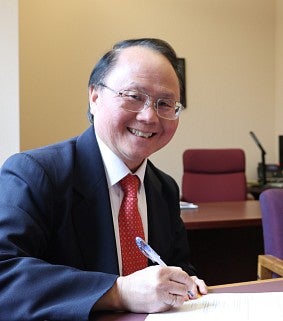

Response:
(164, 267), (195, 305)
(165, 293), (182, 308)
(187, 280), (198, 299)
(170, 294), (177, 307)
(160, 267), (208, 302)
(191, 275), (208, 295)
(188, 275), (208, 299)
(167, 266), (194, 293)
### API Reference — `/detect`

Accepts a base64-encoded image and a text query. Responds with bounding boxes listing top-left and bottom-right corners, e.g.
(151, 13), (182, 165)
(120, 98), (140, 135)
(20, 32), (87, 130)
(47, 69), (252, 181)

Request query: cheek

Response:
(93, 109), (113, 134)
(162, 121), (178, 142)
(93, 95), (112, 122)
(153, 122), (178, 153)
(93, 103), (127, 139)
(93, 102), (110, 132)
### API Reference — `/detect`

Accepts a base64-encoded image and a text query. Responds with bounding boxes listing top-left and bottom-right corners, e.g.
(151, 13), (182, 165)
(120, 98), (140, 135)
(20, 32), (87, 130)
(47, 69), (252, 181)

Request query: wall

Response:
(0, 0), (19, 165)
(275, 0), (283, 145)
(19, 0), (280, 188)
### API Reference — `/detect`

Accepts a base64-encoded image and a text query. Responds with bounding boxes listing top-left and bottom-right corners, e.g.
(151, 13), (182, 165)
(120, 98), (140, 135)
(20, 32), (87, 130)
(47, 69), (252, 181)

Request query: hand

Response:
(93, 265), (195, 313)
(116, 265), (195, 313)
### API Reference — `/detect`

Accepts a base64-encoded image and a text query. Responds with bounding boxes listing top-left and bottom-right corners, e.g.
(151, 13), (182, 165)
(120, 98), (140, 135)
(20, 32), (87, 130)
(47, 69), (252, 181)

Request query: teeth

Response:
(129, 128), (153, 138)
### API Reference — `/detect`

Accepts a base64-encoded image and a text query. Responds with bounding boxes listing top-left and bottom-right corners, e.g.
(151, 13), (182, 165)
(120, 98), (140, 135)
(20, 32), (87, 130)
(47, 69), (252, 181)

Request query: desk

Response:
(97, 278), (283, 321)
(209, 277), (283, 293)
(180, 201), (263, 285)
(180, 200), (262, 230)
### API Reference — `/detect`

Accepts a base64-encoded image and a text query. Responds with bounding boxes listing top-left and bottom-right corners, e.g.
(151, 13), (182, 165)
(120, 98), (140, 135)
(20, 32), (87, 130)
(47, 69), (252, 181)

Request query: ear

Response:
(88, 85), (99, 116)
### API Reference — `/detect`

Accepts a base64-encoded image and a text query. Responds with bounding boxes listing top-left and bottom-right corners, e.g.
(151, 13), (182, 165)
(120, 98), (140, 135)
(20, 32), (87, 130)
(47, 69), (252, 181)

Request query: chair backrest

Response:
(259, 189), (283, 259)
(182, 148), (247, 202)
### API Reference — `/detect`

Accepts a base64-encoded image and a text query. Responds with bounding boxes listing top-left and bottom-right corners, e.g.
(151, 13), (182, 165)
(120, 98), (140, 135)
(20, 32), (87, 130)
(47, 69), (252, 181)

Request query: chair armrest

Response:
(258, 254), (283, 280)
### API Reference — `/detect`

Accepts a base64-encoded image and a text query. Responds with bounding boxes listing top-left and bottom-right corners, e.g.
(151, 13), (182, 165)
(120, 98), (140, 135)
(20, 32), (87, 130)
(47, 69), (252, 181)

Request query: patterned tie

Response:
(118, 174), (147, 275)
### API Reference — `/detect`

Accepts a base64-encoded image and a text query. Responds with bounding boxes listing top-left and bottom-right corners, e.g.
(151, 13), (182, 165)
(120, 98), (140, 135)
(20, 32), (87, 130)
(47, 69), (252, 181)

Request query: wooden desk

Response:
(180, 201), (264, 285)
(209, 277), (283, 293)
(180, 200), (262, 230)
(97, 278), (283, 321)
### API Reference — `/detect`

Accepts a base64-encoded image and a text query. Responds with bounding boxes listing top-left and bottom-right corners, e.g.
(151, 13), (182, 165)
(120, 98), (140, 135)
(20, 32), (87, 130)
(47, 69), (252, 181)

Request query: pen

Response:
(135, 236), (195, 297)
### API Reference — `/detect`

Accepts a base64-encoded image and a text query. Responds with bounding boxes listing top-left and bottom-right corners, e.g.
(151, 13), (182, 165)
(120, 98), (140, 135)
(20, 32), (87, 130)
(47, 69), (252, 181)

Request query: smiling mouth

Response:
(128, 127), (155, 138)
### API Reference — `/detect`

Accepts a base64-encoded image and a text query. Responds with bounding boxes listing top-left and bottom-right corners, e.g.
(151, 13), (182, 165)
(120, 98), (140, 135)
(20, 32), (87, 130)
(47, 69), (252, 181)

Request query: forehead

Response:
(106, 46), (180, 93)
(114, 46), (172, 72)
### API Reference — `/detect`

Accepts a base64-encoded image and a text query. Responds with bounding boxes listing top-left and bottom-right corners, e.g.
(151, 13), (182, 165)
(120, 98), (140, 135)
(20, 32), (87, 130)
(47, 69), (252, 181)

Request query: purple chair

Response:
(181, 149), (247, 202)
(258, 189), (283, 279)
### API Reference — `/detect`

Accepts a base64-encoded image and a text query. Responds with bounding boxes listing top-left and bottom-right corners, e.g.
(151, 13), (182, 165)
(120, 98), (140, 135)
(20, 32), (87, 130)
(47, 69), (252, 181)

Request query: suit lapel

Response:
(72, 127), (119, 274)
(145, 164), (173, 264)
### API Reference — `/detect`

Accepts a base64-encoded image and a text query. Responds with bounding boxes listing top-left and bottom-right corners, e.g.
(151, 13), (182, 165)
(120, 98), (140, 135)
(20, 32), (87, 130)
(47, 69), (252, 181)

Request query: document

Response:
(179, 201), (198, 209)
(145, 292), (283, 321)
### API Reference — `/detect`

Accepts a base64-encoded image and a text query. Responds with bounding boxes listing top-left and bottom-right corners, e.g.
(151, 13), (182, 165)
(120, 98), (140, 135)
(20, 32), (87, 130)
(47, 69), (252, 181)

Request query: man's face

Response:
(89, 46), (180, 171)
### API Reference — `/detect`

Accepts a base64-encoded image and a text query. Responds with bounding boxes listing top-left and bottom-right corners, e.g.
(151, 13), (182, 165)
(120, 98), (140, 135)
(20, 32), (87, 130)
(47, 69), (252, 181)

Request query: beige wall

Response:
(276, 0), (283, 139)
(19, 0), (282, 188)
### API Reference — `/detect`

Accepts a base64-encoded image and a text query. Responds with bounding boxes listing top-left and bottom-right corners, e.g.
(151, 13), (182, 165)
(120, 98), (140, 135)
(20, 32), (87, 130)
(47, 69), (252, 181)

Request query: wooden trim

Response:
(257, 254), (283, 280)
(209, 276), (283, 290)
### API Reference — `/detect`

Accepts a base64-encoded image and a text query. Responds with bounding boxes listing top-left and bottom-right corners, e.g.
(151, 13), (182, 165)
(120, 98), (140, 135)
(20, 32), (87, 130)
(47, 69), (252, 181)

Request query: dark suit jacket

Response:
(0, 126), (195, 321)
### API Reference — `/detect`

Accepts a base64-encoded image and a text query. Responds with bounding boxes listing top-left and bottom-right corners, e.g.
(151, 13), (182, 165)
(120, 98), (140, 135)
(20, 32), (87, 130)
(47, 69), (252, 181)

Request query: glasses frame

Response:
(98, 83), (184, 120)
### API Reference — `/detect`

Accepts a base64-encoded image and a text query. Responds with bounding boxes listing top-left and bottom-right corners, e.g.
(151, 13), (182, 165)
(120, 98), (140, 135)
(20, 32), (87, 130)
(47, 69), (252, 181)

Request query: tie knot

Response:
(120, 174), (139, 198)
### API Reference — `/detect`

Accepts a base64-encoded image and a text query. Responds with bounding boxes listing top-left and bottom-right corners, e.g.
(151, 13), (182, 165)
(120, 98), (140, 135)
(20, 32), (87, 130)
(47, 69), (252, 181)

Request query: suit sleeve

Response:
(0, 153), (117, 321)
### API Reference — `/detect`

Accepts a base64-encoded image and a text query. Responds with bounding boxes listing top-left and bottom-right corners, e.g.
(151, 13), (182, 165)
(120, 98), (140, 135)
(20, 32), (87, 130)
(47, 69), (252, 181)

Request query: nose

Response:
(136, 101), (159, 122)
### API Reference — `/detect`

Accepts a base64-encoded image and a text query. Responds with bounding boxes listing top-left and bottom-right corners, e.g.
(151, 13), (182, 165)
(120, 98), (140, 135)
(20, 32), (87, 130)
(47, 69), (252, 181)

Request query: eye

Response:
(121, 90), (145, 102)
(158, 99), (175, 109)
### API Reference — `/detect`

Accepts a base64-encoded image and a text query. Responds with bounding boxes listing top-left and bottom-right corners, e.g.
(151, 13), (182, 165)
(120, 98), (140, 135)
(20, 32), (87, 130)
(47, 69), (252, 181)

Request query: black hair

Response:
(87, 38), (184, 123)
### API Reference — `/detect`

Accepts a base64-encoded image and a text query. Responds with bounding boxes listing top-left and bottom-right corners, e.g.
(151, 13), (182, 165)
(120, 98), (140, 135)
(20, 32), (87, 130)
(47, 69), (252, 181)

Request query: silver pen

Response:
(135, 237), (194, 297)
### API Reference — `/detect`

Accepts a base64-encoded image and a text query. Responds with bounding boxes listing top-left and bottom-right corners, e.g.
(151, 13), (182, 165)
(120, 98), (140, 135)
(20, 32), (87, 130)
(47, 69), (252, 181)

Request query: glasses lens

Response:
(157, 99), (179, 120)
(120, 90), (148, 112)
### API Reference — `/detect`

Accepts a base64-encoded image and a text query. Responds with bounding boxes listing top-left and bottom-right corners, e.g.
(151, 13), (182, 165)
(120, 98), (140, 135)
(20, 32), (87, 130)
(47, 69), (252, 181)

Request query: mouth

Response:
(128, 127), (155, 138)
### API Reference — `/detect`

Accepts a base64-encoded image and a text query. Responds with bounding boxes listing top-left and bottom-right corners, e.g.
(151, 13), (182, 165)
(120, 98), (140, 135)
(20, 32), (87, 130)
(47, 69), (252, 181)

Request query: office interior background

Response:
(1, 0), (283, 189)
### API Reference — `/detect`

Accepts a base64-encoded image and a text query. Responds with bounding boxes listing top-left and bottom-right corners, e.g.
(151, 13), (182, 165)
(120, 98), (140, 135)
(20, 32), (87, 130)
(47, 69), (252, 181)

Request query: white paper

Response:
(145, 292), (283, 321)
(179, 201), (198, 209)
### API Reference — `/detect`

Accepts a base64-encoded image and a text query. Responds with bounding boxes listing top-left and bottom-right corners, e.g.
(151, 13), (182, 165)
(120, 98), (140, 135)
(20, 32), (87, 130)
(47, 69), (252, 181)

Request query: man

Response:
(0, 38), (207, 321)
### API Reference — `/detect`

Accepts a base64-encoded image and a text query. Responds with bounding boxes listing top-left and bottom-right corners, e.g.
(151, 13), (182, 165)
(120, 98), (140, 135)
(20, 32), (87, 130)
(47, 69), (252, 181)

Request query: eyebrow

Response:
(122, 84), (177, 100)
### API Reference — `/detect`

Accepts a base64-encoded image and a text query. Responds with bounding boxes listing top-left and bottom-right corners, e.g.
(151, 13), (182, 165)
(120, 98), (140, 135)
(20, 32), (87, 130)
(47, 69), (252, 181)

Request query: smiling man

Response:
(0, 38), (207, 321)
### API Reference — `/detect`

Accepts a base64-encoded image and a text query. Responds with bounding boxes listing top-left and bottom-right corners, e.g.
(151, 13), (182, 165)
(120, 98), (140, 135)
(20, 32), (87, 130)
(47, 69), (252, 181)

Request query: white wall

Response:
(275, 0), (283, 144)
(0, 0), (19, 165)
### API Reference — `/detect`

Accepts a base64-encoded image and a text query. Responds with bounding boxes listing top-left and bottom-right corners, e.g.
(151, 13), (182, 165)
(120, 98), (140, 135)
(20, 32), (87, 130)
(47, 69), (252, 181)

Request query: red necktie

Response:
(118, 174), (147, 275)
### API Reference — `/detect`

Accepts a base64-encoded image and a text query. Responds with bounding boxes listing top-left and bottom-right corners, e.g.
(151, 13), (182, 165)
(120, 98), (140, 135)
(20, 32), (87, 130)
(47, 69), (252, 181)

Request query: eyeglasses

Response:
(99, 83), (184, 120)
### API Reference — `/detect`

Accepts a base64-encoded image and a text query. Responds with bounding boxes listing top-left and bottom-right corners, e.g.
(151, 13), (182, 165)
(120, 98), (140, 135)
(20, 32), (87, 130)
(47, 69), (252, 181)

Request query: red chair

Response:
(182, 148), (247, 202)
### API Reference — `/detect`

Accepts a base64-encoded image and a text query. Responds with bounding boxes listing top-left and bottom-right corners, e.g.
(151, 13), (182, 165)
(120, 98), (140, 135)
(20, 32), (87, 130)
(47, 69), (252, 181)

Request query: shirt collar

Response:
(96, 134), (147, 188)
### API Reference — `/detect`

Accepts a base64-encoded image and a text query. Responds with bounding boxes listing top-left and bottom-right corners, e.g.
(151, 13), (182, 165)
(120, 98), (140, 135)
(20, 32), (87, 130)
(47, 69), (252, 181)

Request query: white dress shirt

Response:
(96, 134), (148, 275)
